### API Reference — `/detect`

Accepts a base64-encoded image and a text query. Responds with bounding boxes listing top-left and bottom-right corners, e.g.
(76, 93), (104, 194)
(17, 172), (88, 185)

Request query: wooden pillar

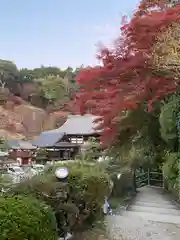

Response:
(162, 169), (165, 189)
(148, 168), (150, 186)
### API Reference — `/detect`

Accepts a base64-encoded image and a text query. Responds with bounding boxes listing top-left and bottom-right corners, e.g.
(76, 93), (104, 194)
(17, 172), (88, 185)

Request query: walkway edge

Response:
(125, 192), (138, 211)
(163, 188), (180, 209)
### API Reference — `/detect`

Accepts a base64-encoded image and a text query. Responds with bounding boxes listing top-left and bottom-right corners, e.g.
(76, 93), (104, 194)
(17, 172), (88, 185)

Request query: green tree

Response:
(80, 137), (101, 162)
(0, 59), (21, 94)
(19, 66), (69, 81)
(36, 76), (66, 104)
(19, 68), (35, 83)
(19, 65), (79, 108)
(61, 73), (79, 100)
(159, 93), (180, 151)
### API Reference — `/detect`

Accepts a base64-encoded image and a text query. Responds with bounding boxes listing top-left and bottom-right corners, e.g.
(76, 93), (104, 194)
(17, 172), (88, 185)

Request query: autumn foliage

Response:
(73, 1), (180, 145)
(136, 0), (171, 16)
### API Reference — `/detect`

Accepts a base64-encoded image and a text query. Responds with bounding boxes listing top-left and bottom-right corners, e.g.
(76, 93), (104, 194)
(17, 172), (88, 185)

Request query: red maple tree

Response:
(73, 1), (180, 146)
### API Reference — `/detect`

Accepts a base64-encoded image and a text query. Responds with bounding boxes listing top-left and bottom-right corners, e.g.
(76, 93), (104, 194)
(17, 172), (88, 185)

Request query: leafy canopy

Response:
(73, 1), (180, 146)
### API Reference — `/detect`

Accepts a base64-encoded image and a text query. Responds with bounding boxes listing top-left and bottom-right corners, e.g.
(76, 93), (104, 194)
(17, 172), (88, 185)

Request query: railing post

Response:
(162, 169), (165, 189)
(148, 168), (150, 186)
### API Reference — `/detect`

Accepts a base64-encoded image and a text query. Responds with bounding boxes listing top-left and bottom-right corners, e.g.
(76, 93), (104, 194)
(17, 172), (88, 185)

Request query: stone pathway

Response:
(105, 186), (180, 239)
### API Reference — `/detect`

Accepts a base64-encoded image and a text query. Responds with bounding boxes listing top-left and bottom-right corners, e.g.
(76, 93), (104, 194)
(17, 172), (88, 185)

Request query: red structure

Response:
(7, 140), (36, 166)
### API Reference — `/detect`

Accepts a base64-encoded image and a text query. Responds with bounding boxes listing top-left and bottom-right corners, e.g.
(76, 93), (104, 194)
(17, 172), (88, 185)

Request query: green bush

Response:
(0, 195), (57, 240)
(105, 158), (135, 197)
(163, 152), (180, 199)
(10, 174), (77, 236)
(110, 169), (134, 198)
(64, 162), (111, 229)
(11, 162), (111, 233)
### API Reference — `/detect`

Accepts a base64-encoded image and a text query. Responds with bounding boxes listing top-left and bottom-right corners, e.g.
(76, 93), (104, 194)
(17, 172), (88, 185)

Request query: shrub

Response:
(78, 137), (101, 162)
(64, 162), (111, 229)
(10, 173), (77, 236)
(105, 158), (135, 197)
(0, 195), (57, 240)
(163, 152), (180, 199)
(11, 162), (111, 233)
(110, 169), (134, 198)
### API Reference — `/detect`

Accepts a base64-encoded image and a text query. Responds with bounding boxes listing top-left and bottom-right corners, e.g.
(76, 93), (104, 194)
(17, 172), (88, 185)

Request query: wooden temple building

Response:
(7, 140), (37, 165)
(32, 114), (101, 161)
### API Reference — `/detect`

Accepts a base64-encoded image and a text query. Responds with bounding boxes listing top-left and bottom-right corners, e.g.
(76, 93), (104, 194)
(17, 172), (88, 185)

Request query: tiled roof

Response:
(32, 114), (100, 148)
(32, 130), (65, 148)
(7, 140), (37, 150)
(57, 114), (100, 135)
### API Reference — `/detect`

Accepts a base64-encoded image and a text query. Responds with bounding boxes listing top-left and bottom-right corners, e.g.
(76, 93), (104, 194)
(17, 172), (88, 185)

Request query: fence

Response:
(136, 168), (164, 188)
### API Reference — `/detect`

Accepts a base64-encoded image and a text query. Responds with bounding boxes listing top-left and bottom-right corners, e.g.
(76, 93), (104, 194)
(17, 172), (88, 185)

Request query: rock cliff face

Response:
(14, 104), (48, 138)
(43, 111), (68, 131)
(0, 98), (68, 140)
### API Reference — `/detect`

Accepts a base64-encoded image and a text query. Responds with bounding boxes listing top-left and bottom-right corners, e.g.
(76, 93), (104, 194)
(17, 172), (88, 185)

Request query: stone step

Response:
(128, 205), (180, 216)
(132, 201), (178, 210)
(136, 191), (170, 197)
(134, 193), (177, 202)
(123, 210), (180, 224)
(134, 197), (174, 204)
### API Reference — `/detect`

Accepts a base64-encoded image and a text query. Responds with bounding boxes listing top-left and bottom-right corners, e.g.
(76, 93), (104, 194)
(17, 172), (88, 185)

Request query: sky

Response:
(0, 0), (140, 69)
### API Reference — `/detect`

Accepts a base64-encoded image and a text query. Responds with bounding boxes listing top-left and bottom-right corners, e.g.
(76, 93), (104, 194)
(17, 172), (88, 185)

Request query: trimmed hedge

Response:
(11, 162), (111, 234)
(0, 195), (57, 240)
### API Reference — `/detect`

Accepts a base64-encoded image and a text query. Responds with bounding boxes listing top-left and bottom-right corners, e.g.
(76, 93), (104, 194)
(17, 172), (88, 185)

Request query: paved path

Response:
(105, 186), (180, 239)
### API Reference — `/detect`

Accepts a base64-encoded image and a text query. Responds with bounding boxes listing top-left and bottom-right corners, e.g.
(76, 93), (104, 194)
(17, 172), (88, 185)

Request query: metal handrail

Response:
(136, 169), (164, 188)
(150, 172), (163, 175)
(136, 173), (148, 179)
(136, 178), (148, 183)
(150, 178), (163, 182)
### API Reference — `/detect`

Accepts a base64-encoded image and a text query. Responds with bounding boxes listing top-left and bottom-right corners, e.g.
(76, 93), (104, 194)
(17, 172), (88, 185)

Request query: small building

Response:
(7, 140), (37, 165)
(32, 131), (79, 161)
(32, 114), (101, 161)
